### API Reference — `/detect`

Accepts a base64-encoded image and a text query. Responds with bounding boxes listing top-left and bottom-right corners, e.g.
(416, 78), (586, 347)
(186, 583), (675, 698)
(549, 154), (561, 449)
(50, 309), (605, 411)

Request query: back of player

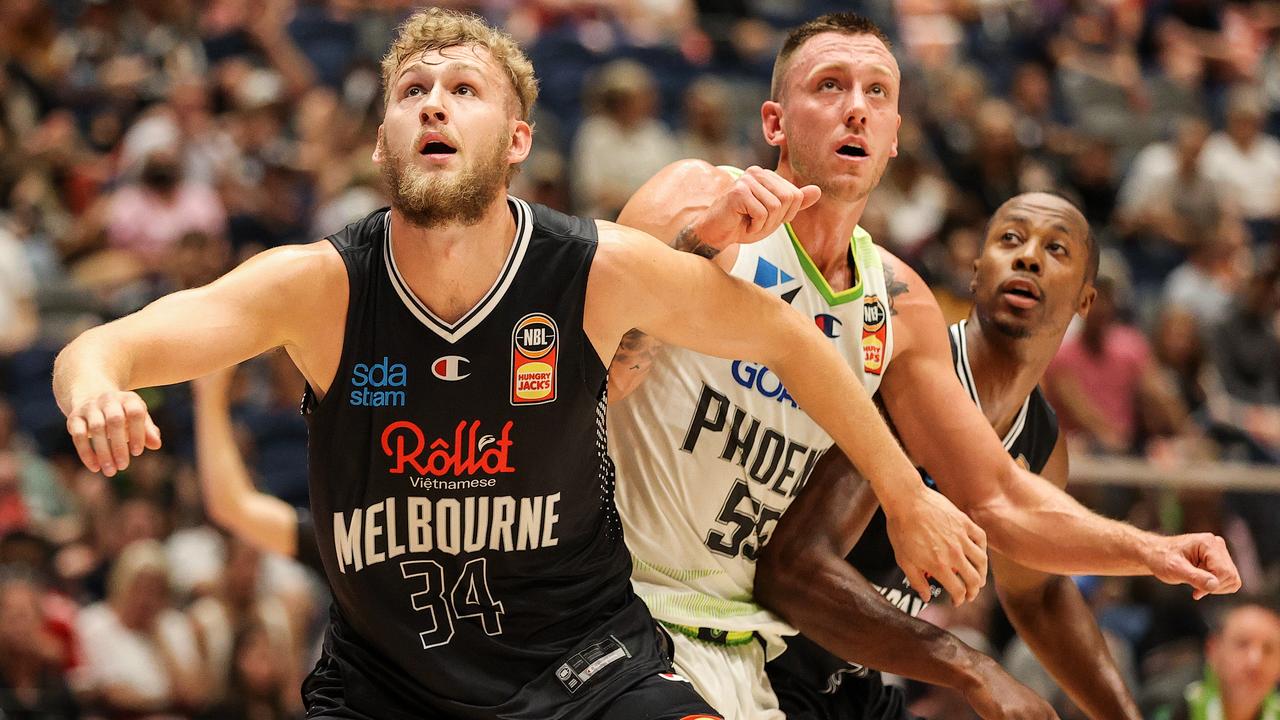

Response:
(303, 201), (715, 719)
(764, 319), (1059, 719)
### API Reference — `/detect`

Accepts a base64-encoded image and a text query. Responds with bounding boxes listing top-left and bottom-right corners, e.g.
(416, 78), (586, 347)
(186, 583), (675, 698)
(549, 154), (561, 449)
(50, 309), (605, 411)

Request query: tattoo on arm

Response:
(673, 225), (720, 259)
(613, 328), (661, 372)
(883, 264), (910, 316)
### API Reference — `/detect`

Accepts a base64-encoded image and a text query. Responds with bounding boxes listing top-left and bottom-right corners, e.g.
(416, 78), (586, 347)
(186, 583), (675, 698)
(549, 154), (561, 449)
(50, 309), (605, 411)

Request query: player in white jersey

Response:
(609, 12), (1242, 719)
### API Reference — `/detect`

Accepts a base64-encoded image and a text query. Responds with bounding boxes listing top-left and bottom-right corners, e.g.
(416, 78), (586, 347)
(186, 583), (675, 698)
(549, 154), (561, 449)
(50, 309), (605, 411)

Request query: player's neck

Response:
(963, 312), (1058, 435)
(779, 167), (869, 284)
(1221, 689), (1270, 720)
(387, 195), (517, 324)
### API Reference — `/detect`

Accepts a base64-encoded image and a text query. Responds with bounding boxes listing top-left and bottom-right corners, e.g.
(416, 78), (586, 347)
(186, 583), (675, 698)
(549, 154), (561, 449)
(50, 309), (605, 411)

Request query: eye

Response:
(1002, 231), (1021, 244)
(405, 85), (423, 98)
(1047, 241), (1068, 255)
(819, 78), (840, 91)
(455, 84), (475, 96)
(869, 83), (886, 96)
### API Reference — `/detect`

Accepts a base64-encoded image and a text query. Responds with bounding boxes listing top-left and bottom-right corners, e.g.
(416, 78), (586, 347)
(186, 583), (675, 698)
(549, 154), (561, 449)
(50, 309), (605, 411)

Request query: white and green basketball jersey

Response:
(610, 190), (894, 651)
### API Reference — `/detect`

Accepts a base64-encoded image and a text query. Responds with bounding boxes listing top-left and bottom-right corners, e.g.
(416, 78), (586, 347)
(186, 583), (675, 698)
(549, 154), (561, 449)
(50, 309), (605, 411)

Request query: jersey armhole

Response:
(304, 234), (366, 414)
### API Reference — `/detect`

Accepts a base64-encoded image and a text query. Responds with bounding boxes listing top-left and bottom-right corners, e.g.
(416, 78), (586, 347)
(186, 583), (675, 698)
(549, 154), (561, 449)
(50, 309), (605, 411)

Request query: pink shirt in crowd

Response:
(106, 183), (226, 263)
(1047, 325), (1152, 447)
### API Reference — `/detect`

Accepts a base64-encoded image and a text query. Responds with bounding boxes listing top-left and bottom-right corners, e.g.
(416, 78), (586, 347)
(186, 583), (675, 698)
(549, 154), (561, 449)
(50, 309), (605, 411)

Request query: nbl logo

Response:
(862, 296), (888, 376)
(511, 313), (558, 405)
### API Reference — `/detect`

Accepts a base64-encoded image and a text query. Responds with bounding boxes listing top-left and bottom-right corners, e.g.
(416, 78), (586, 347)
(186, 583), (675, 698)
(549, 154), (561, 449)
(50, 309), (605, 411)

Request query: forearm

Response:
(193, 395), (298, 556)
(769, 334), (918, 510)
(971, 468), (1156, 575)
(1000, 577), (1139, 720)
(757, 553), (985, 690)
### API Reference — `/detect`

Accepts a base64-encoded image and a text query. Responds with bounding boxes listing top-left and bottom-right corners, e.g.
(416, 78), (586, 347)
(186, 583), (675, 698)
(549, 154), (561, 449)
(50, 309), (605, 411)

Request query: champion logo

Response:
(431, 355), (471, 381)
(753, 258), (802, 304)
(815, 313), (842, 338)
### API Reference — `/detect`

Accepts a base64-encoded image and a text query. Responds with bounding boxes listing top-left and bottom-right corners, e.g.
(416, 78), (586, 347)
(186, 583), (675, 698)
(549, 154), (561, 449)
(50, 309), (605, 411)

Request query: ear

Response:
(507, 119), (533, 166)
(762, 100), (785, 148)
(1076, 283), (1097, 318)
(889, 114), (901, 158)
(372, 125), (386, 165)
(969, 259), (979, 294)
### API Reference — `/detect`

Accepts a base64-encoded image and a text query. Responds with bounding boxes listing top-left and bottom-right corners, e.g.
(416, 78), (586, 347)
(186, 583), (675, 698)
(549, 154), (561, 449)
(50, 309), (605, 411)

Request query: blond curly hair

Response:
(380, 8), (538, 121)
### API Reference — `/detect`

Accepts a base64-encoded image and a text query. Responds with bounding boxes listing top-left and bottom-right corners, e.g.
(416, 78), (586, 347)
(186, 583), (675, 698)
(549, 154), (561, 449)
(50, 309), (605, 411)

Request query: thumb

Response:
(1169, 555), (1219, 596)
(144, 417), (163, 450)
(799, 184), (822, 210)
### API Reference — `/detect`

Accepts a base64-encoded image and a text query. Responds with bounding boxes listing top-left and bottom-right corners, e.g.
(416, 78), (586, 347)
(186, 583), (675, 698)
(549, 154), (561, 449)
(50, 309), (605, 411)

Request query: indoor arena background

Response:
(0, 0), (1278, 718)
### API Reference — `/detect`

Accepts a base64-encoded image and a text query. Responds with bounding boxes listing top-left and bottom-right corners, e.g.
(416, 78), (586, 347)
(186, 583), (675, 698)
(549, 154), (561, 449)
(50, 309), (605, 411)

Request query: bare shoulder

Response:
(874, 247), (928, 315)
(646, 159), (736, 200)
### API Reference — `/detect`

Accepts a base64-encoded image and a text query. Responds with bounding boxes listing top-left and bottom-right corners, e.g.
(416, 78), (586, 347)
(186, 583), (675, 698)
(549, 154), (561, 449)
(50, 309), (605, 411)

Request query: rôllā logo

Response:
(380, 420), (515, 476)
(862, 295), (888, 376)
(511, 313), (558, 405)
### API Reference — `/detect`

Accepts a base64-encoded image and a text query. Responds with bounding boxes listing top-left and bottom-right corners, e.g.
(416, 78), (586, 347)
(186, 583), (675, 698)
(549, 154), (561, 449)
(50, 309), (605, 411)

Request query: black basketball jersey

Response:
(300, 201), (651, 718)
(769, 319), (1060, 692)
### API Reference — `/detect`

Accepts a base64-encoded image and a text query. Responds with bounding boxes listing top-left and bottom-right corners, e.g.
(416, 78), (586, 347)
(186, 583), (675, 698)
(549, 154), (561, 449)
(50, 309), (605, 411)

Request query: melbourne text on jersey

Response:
(332, 418), (561, 574)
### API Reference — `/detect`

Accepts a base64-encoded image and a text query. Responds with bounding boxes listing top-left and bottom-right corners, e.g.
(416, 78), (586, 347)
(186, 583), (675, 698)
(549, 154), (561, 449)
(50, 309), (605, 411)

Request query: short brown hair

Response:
(380, 8), (538, 121)
(771, 13), (893, 101)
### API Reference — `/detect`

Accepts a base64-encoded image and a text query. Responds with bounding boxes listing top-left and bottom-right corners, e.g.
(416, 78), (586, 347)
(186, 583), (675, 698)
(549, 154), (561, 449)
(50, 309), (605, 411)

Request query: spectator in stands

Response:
(199, 621), (297, 720)
(677, 77), (753, 170)
(103, 145), (227, 269)
(571, 60), (681, 219)
(75, 539), (206, 717)
(1046, 277), (1170, 454)
(1163, 213), (1251, 331)
(188, 537), (297, 707)
(0, 221), (38, 356)
(1201, 86), (1280, 247)
(0, 570), (79, 719)
(1210, 265), (1280, 456)
(1161, 601), (1280, 720)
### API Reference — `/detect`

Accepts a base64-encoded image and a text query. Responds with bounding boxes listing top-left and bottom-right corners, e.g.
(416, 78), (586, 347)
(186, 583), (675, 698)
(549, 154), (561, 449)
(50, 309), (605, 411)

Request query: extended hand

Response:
(886, 490), (988, 605)
(694, 166), (820, 249)
(1146, 532), (1242, 600)
(65, 391), (162, 476)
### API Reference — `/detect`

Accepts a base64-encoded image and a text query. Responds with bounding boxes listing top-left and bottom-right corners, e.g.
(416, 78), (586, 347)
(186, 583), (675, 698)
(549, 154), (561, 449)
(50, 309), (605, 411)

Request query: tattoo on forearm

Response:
(883, 265), (910, 316)
(673, 226), (720, 259)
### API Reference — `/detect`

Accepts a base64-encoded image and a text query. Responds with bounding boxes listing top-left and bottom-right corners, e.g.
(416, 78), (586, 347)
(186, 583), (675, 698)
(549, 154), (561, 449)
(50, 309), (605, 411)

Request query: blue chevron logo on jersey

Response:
(753, 257), (795, 289)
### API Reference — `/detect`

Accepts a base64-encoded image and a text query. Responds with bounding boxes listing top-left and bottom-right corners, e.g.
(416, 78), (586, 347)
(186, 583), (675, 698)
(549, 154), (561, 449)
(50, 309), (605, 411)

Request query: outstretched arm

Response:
(587, 223), (988, 602)
(991, 436), (1140, 720)
(879, 251), (1240, 596)
(54, 241), (345, 476)
(191, 365), (300, 558)
(756, 449), (1058, 720)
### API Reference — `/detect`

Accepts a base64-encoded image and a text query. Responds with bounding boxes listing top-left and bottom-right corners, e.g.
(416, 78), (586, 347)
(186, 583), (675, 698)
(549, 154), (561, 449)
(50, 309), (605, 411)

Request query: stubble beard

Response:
(380, 131), (510, 229)
(788, 143), (887, 204)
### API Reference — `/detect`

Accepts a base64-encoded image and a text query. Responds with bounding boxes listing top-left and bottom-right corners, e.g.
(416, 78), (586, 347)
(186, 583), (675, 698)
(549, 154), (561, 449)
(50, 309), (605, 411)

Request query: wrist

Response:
(940, 636), (992, 691)
(875, 470), (926, 520)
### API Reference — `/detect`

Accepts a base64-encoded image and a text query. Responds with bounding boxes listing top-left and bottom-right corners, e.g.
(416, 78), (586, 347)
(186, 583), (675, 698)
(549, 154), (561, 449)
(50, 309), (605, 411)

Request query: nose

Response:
(844, 85), (869, 129)
(420, 85), (448, 125)
(1012, 241), (1042, 275)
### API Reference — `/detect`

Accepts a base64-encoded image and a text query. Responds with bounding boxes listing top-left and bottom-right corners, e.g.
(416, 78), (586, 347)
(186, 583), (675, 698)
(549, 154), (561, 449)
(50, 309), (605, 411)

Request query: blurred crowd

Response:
(0, 0), (1279, 718)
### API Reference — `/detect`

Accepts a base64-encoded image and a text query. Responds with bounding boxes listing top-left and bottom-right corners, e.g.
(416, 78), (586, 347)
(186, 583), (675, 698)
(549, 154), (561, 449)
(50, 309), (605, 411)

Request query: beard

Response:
(788, 141), (889, 204)
(380, 130), (510, 229)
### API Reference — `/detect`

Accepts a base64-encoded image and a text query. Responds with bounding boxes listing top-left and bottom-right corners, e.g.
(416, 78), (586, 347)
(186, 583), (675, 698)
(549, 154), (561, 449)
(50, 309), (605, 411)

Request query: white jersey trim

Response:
(952, 320), (1030, 452)
(382, 197), (533, 344)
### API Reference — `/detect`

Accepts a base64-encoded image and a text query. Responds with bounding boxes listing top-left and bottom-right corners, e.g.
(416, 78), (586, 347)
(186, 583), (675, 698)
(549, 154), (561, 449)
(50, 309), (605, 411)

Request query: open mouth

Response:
(419, 137), (457, 155)
(837, 144), (868, 158)
(1000, 277), (1043, 307)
